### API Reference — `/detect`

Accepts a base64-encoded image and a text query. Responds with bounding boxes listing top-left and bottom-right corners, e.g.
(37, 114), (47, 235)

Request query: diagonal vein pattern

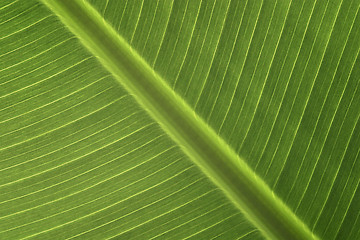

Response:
(39, 0), (318, 239)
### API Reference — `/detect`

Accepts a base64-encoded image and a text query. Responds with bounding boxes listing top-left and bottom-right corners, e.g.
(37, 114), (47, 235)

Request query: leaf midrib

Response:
(39, 0), (319, 239)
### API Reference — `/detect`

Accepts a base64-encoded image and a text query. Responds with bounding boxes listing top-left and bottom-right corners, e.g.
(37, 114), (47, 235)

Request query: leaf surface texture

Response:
(1, 0), (360, 239)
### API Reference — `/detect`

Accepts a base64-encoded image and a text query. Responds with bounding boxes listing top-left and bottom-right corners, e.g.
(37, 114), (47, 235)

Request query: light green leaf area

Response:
(1, 0), (359, 239)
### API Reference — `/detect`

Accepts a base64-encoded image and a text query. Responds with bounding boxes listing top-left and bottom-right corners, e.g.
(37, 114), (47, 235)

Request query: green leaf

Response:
(1, 0), (359, 239)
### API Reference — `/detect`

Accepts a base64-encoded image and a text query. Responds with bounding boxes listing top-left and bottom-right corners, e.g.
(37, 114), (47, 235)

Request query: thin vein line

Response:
(0, 89), (118, 151)
(0, 15), (52, 40)
(253, 0), (317, 170)
(129, 0), (144, 44)
(0, 50), (78, 95)
(281, 0), (359, 201)
(342, 201), (360, 240)
(0, 117), (151, 189)
(151, 0), (174, 66)
(294, 34), (360, 212)
(262, 0), (332, 178)
(244, 0), (306, 164)
(172, 0), (204, 89)
(183, 213), (241, 240)
(133, 195), (225, 240)
(183, 0), (226, 96)
(0, 124), (159, 203)
(139, 0), (159, 55)
(73, 177), (206, 240)
(304, 67), (360, 221)
(0, 27), (62, 58)
(1, 139), (171, 213)
(237, 0), (292, 150)
(0, 77), (107, 140)
(105, 191), (219, 240)
(218, 0), (264, 133)
(0, 0), (19, 11)
(194, 0), (232, 109)
(20, 167), (197, 238)
(154, 0), (190, 73)
(0, 37), (76, 79)
(200, 0), (247, 116)
(0, 76), (108, 124)
(0, 108), (135, 173)
(209, 222), (249, 240)
(228, 0), (280, 144)
(0, 100), (116, 163)
(324, 118), (360, 236)
(271, 0), (343, 183)
(236, 230), (258, 240)
(116, 0), (128, 32)
(148, 200), (227, 239)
